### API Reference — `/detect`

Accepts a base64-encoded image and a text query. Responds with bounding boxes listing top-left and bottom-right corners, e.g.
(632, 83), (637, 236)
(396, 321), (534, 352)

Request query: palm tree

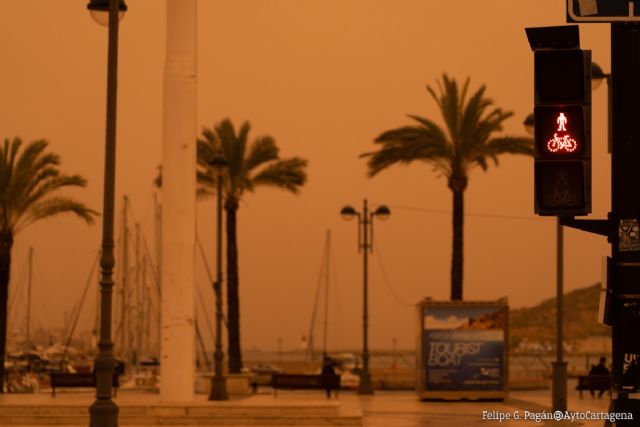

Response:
(361, 74), (532, 301)
(197, 119), (308, 373)
(0, 137), (97, 392)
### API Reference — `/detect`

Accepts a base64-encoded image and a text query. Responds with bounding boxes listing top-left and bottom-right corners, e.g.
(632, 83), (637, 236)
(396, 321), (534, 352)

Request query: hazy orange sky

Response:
(0, 1), (612, 352)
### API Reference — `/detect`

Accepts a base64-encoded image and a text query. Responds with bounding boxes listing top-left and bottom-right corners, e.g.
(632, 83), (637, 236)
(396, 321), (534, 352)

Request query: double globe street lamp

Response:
(208, 152), (229, 401)
(86, 0), (127, 426)
(340, 200), (390, 395)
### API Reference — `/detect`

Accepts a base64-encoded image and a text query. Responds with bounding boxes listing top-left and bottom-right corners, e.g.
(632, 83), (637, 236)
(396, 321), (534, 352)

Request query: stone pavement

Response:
(357, 388), (614, 427)
(0, 382), (625, 427)
(0, 389), (359, 426)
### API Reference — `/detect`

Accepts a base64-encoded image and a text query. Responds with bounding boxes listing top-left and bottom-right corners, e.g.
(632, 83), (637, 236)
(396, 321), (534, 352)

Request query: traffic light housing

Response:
(533, 48), (591, 216)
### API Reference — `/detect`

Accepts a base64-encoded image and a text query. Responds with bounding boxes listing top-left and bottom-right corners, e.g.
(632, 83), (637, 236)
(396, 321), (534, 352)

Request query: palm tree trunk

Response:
(0, 232), (13, 393)
(451, 189), (464, 300)
(225, 199), (243, 373)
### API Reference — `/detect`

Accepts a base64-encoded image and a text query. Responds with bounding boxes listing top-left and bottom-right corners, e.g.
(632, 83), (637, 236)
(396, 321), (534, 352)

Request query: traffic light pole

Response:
(609, 22), (640, 423)
(552, 218), (567, 413)
(562, 23), (640, 423)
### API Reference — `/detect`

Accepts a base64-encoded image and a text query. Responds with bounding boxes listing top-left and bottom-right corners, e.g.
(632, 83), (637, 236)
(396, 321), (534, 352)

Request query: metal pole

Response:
(89, 0), (119, 424)
(322, 230), (330, 356)
(358, 199), (373, 394)
(26, 247), (32, 343)
(154, 193), (161, 357)
(610, 23), (640, 424)
(551, 218), (567, 412)
(209, 169), (228, 400)
(141, 245), (148, 356)
(122, 196), (129, 363)
(134, 222), (141, 365)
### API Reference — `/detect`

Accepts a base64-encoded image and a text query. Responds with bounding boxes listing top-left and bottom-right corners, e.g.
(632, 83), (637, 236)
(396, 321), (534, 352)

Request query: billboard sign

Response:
(421, 303), (507, 393)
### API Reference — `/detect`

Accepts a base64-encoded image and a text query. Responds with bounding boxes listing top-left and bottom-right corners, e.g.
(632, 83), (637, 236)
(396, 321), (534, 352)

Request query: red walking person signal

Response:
(547, 113), (578, 153)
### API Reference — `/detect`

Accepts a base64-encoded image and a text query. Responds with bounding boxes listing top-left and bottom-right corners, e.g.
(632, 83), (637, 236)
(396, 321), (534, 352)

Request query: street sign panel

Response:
(567, 0), (640, 22)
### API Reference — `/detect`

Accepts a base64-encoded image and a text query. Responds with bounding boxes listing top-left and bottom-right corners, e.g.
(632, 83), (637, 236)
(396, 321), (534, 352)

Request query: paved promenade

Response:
(358, 388), (613, 426)
(0, 381), (622, 427)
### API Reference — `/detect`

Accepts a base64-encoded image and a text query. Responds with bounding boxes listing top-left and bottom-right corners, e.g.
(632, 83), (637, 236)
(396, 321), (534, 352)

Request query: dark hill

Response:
(509, 283), (610, 349)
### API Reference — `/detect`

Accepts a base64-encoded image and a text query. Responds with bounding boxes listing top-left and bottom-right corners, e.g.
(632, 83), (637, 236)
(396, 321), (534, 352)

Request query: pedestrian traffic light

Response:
(534, 48), (591, 216)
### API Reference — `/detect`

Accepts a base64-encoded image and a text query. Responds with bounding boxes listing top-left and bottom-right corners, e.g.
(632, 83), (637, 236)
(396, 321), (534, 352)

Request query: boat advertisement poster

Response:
(422, 305), (505, 391)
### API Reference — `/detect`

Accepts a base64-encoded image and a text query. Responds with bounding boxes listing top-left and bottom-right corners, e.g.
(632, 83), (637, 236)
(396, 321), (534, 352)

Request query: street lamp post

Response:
(340, 199), (390, 395)
(523, 115), (567, 412)
(209, 152), (229, 401)
(86, 0), (127, 426)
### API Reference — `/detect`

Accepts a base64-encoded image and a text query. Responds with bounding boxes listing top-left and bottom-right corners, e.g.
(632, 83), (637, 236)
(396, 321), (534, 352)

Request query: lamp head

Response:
(208, 151), (229, 173)
(87, 0), (127, 26)
(340, 206), (357, 221)
(373, 205), (391, 220)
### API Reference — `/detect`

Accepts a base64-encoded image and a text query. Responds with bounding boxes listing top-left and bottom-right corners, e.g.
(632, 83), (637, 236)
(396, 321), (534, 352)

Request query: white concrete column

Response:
(160, 0), (197, 402)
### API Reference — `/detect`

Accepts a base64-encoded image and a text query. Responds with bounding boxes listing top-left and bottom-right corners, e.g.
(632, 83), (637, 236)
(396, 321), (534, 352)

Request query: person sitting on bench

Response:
(589, 356), (610, 398)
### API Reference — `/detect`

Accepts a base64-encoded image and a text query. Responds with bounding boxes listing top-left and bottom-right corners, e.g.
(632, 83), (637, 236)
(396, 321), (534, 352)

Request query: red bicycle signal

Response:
(546, 113), (578, 153)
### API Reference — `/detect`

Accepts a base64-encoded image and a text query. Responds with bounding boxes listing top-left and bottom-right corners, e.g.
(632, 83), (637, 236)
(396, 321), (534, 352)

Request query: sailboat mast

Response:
(26, 247), (33, 343)
(307, 229), (333, 362)
(154, 192), (162, 357)
(121, 195), (129, 362)
(154, 192), (161, 290)
(322, 231), (330, 356)
(134, 222), (141, 365)
(142, 251), (149, 357)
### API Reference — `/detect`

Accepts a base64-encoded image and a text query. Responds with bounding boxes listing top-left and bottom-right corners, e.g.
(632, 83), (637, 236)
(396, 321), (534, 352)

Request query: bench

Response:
(49, 372), (120, 397)
(271, 373), (340, 398)
(576, 375), (612, 398)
